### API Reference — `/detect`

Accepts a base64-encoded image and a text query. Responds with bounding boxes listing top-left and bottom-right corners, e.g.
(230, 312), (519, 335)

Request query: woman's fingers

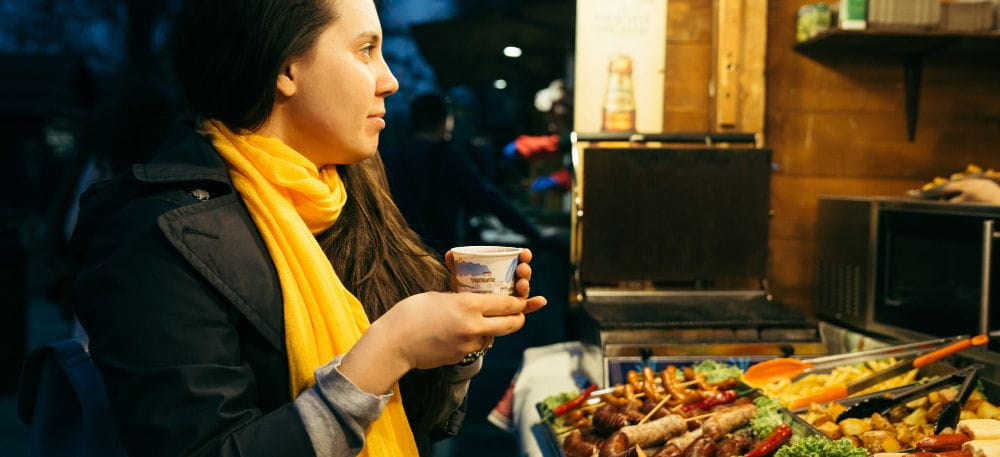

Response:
(481, 313), (526, 337)
(518, 248), (532, 264)
(516, 262), (532, 281)
(524, 296), (548, 314)
(471, 293), (527, 317)
(516, 278), (530, 298)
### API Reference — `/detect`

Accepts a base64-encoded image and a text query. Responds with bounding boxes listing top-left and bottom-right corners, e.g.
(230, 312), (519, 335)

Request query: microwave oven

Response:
(815, 196), (999, 345)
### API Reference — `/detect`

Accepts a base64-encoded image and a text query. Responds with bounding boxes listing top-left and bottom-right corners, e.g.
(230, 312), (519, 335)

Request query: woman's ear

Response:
(276, 63), (297, 98)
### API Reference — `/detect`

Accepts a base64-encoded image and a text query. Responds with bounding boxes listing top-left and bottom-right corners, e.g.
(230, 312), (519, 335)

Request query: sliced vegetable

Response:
(772, 435), (867, 457)
(750, 396), (785, 438)
(543, 384), (598, 422)
(692, 360), (744, 384)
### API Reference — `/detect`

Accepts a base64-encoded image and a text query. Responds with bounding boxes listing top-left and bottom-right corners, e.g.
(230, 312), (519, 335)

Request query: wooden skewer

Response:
(580, 401), (605, 411)
(638, 395), (671, 425)
(684, 411), (717, 422)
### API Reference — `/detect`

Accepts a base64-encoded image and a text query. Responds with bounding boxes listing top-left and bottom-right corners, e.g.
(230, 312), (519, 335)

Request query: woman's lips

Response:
(368, 113), (386, 128)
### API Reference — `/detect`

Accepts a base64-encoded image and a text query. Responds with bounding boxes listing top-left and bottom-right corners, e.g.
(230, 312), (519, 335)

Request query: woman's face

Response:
(273, 0), (398, 166)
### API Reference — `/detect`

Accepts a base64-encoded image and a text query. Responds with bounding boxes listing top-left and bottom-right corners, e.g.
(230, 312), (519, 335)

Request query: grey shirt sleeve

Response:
(294, 356), (483, 457)
(294, 355), (391, 457)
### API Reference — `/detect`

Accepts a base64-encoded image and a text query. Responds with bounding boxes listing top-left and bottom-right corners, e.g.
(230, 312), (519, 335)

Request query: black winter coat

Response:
(71, 122), (453, 456)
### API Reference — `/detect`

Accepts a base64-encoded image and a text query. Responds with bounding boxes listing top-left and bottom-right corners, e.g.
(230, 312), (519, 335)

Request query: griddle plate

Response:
(583, 299), (813, 330)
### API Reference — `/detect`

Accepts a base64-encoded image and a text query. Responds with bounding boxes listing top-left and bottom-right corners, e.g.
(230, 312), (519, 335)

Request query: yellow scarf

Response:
(204, 120), (418, 457)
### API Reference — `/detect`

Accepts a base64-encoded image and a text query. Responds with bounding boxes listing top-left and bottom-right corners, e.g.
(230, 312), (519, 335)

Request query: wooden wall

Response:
(766, 0), (1000, 313)
(663, 0), (713, 131)
(663, 0), (1000, 314)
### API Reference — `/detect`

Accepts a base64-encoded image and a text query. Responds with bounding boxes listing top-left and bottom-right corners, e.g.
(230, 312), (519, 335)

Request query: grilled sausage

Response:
(700, 403), (756, 440)
(641, 397), (670, 421)
(682, 436), (717, 457)
(652, 427), (704, 457)
(643, 366), (663, 401)
(619, 414), (688, 447)
(715, 433), (752, 457)
(564, 429), (599, 457)
(593, 404), (632, 435)
(917, 434), (971, 452)
(600, 431), (639, 457)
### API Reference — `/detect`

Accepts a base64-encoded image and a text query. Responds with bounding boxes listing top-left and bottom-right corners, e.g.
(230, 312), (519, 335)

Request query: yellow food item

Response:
(758, 358), (919, 407)
(964, 439), (1000, 457)
(979, 403), (1000, 419)
(800, 386), (989, 451)
(960, 419), (1000, 440)
(840, 418), (873, 436)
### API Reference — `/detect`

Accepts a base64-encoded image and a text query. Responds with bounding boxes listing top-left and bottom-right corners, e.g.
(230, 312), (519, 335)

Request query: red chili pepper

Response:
(682, 390), (738, 412)
(743, 424), (792, 457)
(550, 384), (598, 419)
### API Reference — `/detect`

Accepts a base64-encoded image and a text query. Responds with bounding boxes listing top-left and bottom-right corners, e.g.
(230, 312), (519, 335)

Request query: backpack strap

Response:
(18, 337), (126, 456)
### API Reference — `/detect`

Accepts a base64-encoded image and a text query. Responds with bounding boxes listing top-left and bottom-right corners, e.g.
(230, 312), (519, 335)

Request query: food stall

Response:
(512, 131), (998, 457)
(513, 140), (1000, 456)
(516, 0), (1000, 455)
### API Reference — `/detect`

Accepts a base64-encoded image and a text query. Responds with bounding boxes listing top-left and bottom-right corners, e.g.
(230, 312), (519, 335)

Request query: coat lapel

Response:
(156, 193), (286, 354)
(131, 122), (286, 354)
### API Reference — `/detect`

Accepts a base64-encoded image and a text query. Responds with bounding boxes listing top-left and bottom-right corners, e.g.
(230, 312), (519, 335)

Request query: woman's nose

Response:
(377, 59), (399, 97)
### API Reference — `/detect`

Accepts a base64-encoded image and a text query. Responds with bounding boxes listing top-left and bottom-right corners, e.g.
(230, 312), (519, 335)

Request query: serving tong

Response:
(836, 363), (984, 434)
(787, 335), (989, 410)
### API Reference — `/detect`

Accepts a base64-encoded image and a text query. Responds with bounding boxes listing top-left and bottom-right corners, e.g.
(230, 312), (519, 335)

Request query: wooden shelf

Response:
(795, 29), (1000, 55)
(793, 29), (1000, 142)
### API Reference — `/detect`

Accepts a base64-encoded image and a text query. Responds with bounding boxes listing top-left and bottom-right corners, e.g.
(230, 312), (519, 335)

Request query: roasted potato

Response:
(840, 418), (873, 436)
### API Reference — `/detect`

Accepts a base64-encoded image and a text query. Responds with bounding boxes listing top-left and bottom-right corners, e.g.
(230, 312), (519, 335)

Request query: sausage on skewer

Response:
(618, 414), (688, 447)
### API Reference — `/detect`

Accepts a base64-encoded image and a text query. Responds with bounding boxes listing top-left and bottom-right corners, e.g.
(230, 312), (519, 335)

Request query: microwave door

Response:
(874, 211), (986, 339)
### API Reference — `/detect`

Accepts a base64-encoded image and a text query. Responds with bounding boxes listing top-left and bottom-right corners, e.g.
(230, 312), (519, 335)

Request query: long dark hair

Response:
(171, 0), (454, 436)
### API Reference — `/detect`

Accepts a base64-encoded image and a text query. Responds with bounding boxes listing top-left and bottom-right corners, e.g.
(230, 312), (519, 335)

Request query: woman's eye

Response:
(361, 44), (375, 57)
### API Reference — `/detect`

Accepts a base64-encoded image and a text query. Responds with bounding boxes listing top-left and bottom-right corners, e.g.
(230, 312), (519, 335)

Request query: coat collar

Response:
(138, 120), (286, 354)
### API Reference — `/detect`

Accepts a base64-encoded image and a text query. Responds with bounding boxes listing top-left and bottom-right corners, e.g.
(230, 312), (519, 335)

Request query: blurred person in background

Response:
(382, 93), (543, 256)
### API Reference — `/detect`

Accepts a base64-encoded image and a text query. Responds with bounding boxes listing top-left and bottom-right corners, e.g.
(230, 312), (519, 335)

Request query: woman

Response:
(71, 0), (546, 456)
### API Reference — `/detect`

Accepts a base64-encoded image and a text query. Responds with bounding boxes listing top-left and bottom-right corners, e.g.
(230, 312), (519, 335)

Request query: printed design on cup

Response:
(453, 258), (518, 295)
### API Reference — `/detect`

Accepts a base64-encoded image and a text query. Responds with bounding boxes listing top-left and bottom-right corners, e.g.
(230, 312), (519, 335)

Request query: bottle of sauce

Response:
(602, 55), (636, 132)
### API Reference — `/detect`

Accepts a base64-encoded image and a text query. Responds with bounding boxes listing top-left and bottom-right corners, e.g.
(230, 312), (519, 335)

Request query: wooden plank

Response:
(663, 41), (711, 131)
(714, 0), (743, 129)
(667, 0), (713, 44)
(769, 175), (924, 239)
(665, 80), (711, 111)
(739, 0), (767, 133)
(769, 237), (817, 313)
(769, 111), (1000, 177)
(769, 237), (816, 313)
(665, 43), (712, 83)
(663, 110), (710, 132)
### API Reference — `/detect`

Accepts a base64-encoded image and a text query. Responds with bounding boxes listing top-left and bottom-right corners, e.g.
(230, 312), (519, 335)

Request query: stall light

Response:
(503, 46), (522, 58)
(493, 79), (508, 90)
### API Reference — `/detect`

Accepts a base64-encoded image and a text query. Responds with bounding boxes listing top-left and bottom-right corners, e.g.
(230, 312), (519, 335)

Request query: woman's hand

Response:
(340, 291), (541, 394)
(339, 248), (547, 395)
(943, 179), (1000, 204)
(444, 248), (548, 312)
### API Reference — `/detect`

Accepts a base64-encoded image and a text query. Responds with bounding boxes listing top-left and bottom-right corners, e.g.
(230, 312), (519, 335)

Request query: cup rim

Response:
(450, 245), (522, 257)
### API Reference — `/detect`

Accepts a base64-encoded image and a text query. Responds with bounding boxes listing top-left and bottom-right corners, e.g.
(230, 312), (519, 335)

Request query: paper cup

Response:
(450, 246), (522, 295)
